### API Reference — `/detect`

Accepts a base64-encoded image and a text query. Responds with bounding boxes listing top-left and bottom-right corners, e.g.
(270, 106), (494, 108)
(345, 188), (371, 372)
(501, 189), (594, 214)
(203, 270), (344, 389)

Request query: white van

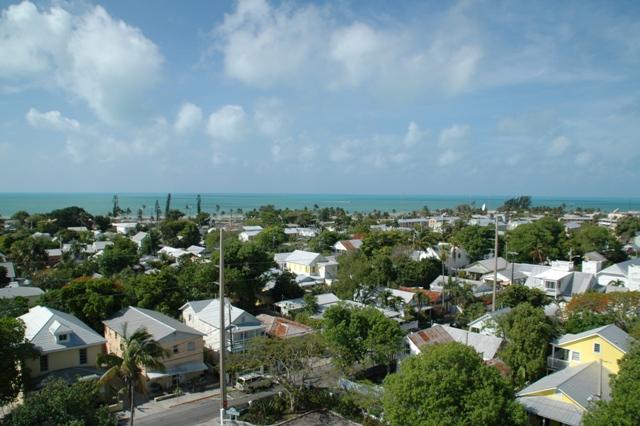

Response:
(235, 373), (272, 392)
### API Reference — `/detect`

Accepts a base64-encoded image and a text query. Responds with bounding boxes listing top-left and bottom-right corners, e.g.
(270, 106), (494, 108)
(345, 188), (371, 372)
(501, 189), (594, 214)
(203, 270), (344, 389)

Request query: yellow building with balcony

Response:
(517, 324), (632, 426)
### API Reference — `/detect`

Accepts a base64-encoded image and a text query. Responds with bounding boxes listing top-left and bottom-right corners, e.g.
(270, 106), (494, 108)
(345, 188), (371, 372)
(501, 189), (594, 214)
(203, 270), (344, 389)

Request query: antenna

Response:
(219, 228), (227, 425)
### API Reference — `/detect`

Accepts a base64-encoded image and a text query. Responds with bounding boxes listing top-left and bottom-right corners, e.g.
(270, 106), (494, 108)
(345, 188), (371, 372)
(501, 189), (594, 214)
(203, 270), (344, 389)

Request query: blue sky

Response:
(1, 0), (639, 196)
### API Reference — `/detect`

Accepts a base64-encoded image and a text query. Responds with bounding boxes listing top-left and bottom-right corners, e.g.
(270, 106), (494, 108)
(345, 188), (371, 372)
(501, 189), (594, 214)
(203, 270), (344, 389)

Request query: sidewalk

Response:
(132, 387), (224, 419)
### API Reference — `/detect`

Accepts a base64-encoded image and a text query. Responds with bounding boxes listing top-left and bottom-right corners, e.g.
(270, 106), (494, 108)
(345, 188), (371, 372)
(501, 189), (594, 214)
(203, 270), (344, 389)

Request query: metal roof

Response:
(285, 250), (325, 266)
(517, 396), (583, 426)
(0, 286), (44, 299)
(555, 324), (632, 353)
(104, 306), (204, 342)
(19, 306), (106, 353)
(517, 361), (612, 410)
(407, 324), (503, 361)
(180, 299), (261, 330)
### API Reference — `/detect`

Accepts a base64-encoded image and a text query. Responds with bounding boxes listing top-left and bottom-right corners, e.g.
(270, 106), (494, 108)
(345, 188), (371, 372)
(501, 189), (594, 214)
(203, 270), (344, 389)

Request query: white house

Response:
(406, 324), (503, 361)
(274, 250), (338, 284)
(410, 243), (470, 270)
(114, 222), (138, 234)
(0, 286), (44, 305)
(596, 258), (640, 290)
(333, 239), (363, 254)
(131, 231), (148, 248)
(238, 226), (263, 242)
(524, 264), (599, 301)
(467, 307), (511, 336)
(180, 299), (265, 354)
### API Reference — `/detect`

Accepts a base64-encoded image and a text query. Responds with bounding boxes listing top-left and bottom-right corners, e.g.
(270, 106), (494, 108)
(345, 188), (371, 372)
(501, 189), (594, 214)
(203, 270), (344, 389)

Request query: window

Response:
(188, 314), (192, 322)
(187, 341), (195, 352)
(79, 348), (87, 365)
(544, 280), (557, 290)
(172, 345), (179, 354)
(594, 343), (601, 353)
(572, 351), (581, 361)
(58, 333), (68, 342)
(40, 355), (49, 372)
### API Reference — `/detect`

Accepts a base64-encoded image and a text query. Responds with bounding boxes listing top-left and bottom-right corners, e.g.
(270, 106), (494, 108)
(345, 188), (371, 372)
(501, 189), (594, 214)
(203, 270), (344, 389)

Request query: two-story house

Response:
(517, 324), (633, 426)
(274, 250), (338, 284)
(104, 307), (207, 390)
(20, 306), (106, 384)
(180, 299), (265, 356)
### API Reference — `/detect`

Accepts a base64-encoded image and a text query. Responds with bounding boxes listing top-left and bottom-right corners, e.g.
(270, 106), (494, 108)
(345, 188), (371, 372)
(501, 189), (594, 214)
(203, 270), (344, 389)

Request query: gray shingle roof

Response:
(517, 361), (612, 410)
(19, 306), (106, 353)
(555, 324), (632, 353)
(104, 306), (204, 342)
(0, 286), (44, 299)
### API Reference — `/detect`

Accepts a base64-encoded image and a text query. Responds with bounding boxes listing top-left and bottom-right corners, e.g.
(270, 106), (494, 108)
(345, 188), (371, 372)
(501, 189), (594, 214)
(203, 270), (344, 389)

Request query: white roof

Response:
(242, 226), (263, 232)
(315, 293), (340, 305)
(387, 288), (416, 304)
(285, 250), (324, 266)
(104, 306), (204, 342)
(187, 245), (206, 255)
(19, 306), (106, 353)
(180, 299), (261, 330)
(441, 325), (503, 360)
(131, 231), (148, 243)
(534, 269), (572, 281)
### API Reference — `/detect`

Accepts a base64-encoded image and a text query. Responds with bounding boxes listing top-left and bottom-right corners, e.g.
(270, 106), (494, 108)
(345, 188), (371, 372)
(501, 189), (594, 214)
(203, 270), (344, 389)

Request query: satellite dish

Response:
(481, 203), (486, 213)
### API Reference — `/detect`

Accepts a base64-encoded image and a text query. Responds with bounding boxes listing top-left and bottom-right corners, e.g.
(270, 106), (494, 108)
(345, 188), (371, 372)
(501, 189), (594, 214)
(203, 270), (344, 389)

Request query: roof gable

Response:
(104, 306), (204, 341)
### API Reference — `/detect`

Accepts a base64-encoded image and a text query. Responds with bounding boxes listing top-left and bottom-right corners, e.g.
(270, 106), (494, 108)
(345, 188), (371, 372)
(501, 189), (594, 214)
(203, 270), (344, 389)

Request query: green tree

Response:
(497, 284), (549, 308)
(499, 196), (532, 212)
(6, 379), (115, 426)
(383, 342), (526, 426)
(124, 268), (186, 317)
(47, 206), (94, 229)
(39, 277), (129, 332)
(0, 296), (29, 317)
(9, 237), (48, 275)
(451, 225), (494, 262)
(99, 328), (167, 426)
(178, 221), (201, 248)
(506, 217), (566, 263)
(196, 194), (202, 214)
(140, 229), (161, 255)
(361, 231), (408, 258)
(237, 334), (329, 412)
(498, 303), (555, 386)
(583, 345), (640, 426)
(323, 304), (403, 370)
(99, 236), (139, 276)
(303, 293), (318, 314)
(569, 223), (626, 262)
(308, 230), (344, 254)
(269, 270), (304, 303)
(0, 264), (10, 284)
(253, 225), (287, 252)
(165, 193), (172, 217)
(165, 209), (184, 221)
(0, 317), (37, 405)
(393, 256), (441, 287)
(615, 216), (640, 241)
(11, 210), (30, 225)
(94, 215), (111, 232)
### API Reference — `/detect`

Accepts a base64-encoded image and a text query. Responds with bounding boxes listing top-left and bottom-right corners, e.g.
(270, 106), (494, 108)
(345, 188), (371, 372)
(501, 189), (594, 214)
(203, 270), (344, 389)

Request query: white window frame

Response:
(187, 341), (195, 352)
(594, 343), (601, 353)
(58, 333), (69, 342)
(572, 351), (581, 361)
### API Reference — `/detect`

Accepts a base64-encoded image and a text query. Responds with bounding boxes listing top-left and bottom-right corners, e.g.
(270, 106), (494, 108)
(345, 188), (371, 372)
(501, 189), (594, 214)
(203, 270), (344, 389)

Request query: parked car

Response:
(235, 373), (272, 393)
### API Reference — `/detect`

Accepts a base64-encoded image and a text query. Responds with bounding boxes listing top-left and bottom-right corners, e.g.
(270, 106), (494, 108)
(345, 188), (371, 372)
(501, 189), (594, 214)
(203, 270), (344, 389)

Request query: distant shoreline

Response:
(1, 193), (639, 217)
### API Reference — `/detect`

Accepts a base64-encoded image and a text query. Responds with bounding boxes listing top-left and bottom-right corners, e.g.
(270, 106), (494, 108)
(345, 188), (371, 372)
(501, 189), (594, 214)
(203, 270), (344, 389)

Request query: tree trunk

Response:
(129, 382), (135, 426)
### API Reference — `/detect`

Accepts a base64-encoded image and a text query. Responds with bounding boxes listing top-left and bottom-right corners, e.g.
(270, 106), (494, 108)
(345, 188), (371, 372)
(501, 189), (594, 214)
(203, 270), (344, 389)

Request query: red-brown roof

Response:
(256, 314), (314, 339)
(399, 286), (441, 304)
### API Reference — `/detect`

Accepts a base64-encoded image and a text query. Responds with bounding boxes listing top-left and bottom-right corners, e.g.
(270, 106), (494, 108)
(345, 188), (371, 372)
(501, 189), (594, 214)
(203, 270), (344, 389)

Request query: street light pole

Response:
(219, 228), (227, 426)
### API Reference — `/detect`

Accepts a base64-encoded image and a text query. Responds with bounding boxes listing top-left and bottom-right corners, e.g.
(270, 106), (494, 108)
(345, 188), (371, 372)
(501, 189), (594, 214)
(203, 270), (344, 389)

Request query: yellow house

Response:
(19, 306), (106, 384)
(103, 306), (207, 391)
(517, 324), (632, 426)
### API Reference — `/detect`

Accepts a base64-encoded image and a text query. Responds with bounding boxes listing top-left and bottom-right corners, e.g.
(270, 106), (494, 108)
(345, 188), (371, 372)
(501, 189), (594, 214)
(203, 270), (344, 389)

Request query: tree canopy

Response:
(497, 284), (549, 309)
(383, 342), (526, 426)
(0, 317), (37, 405)
(451, 225), (494, 261)
(506, 217), (566, 263)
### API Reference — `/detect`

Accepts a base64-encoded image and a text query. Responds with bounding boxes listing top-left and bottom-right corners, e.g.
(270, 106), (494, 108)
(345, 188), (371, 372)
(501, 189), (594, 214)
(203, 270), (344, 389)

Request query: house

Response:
(20, 306), (106, 382)
(428, 275), (494, 299)
(180, 299), (264, 354)
(428, 215), (460, 232)
(104, 307), (207, 390)
(406, 324), (503, 361)
(67, 226), (88, 233)
(114, 222), (138, 234)
(596, 258), (640, 290)
(524, 264), (599, 300)
(0, 285), (44, 305)
(131, 231), (148, 248)
(256, 314), (314, 339)
(284, 227), (318, 238)
(45, 248), (63, 265)
(274, 293), (340, 316)
(333, 239), (363, 253)
(467, 307), (511, 336)
(158, 246), (193, 259)
(410, 243), (470, 270)
(186, 245), (206, 257)
(238, 226), (263, 242)
(275, 250), (338, 284)
(460, 257), (509, 280)
(518, 324), (633, 426)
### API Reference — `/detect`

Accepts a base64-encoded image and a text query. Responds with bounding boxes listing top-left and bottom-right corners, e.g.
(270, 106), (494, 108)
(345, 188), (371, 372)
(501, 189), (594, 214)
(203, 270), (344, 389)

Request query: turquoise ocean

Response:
(1, 193), (640, 217)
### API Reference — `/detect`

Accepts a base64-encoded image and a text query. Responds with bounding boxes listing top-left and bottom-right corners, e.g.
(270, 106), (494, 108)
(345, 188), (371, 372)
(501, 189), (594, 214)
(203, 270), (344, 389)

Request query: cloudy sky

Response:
(1, 0), (639, 196)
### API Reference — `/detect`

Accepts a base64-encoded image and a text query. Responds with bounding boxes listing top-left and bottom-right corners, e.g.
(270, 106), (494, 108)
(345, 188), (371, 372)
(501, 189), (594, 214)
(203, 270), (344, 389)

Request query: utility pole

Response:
(219, 228), (227, 426)
(492, 214), (499, 312)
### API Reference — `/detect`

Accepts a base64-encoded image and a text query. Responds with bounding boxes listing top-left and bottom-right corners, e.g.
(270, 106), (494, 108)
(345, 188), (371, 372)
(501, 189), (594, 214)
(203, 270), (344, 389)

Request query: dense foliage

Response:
(383, 342), (526, 426)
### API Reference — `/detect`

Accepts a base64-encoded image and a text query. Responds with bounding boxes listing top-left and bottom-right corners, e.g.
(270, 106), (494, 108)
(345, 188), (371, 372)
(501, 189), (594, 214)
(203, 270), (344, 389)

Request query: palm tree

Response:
(99, 327), (168, 426)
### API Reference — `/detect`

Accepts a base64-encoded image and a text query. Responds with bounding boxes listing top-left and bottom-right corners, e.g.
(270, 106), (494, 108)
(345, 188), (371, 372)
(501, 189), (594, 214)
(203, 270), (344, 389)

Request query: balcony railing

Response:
(547, 356), (570, 370)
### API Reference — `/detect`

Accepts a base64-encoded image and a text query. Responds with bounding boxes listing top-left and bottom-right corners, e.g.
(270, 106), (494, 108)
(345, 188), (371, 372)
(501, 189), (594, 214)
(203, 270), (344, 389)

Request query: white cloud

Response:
(0, 2), (163, 124)
(404, 121), (427, 146)
(549, 135), (570, 156)
(174, 102), (203, 134)
(206, 105), (247, 142)
(575, 151), (592, 166)
(254, 98), (287, 138)
(26, 108), (80, 131)
(437, 124), (470, 167)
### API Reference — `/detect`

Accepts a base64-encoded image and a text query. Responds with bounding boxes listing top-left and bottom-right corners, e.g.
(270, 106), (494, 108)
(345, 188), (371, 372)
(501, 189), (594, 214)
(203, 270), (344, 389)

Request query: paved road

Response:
(136, 389), (275, 426)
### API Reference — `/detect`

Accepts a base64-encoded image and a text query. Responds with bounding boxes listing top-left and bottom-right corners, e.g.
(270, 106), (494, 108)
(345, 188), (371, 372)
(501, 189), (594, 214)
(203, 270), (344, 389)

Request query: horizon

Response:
(1, 1), (639, 196)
